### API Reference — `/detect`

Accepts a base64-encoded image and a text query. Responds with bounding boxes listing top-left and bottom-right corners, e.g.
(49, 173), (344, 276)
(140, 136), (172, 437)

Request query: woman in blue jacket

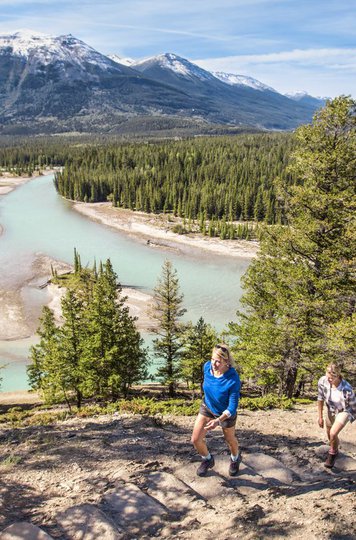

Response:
(191, 343), (241, 477)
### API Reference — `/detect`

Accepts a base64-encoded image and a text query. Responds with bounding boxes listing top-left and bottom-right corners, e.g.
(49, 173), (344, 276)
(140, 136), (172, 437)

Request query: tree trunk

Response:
(294, 376), (305, 398)
(283, 363), (298, 398)
(76, 389), (82, 409)
(168, 381), (175, 398)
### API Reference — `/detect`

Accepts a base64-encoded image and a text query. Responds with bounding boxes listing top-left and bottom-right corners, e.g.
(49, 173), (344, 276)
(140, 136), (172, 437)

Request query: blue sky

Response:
(0, 0), (355, 97)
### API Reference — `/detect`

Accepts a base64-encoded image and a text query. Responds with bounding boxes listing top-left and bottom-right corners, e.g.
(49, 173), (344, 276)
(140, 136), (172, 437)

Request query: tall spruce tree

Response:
(230, 97), (356, 397)
(151, 260), (186, 396)
(27, 307), (71, 407)
(82, 259), (148, 399)
(180, 317), (218, 396)
(59, 289), (86, 408)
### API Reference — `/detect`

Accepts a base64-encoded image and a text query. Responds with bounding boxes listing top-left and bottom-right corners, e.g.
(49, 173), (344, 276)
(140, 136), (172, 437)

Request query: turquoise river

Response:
(0, 174), (251, 391)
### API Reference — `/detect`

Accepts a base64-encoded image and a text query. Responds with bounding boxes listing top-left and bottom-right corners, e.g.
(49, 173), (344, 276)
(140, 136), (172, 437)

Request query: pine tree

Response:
(27, 307), (71, 407)
(59, 289), (86, 408)
(82, 259), (148, 399)
(28, 255), (148, 406)
(180, 317), (218, 396)
(151, 260), (186, 396)
(230, 97), (356, 397)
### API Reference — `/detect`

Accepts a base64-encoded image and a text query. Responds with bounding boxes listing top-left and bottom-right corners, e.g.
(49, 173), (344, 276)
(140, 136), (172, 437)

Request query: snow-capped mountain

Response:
(285, 91), (327, 108)
(0, 30), (128, 74)
(108, 54), (135, 67)
(133, 53), (216, 82)
(212, 72), (277, 93)
(0, 30), (323, 134)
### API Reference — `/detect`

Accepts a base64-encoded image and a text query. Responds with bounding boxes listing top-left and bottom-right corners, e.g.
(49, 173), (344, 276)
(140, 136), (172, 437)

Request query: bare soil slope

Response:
(0, 405), (355, 539)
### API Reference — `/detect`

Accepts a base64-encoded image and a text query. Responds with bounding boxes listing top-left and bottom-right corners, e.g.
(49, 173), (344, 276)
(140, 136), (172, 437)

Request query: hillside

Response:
(0, 404), (355, 539)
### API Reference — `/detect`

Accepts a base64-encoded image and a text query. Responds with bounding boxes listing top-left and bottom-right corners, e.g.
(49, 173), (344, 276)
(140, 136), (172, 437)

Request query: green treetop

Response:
(151, 260), (186, 397)
(230, 96), (356, 396)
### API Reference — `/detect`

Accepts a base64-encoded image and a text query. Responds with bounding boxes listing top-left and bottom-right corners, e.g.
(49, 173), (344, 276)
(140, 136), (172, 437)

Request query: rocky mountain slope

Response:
(0, 31), (324, 135)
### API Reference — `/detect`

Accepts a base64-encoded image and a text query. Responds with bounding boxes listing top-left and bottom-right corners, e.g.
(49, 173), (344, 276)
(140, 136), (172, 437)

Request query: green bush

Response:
(0, 408), (31, 425)
(171, 224), (188, 235)
(113, 397), (201, 416)
(24, 411), (70, 426)
(240, 395), (296, 410)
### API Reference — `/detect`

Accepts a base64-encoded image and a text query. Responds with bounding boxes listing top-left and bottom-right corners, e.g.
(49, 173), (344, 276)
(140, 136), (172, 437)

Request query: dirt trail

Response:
(0, 405), (355, 539)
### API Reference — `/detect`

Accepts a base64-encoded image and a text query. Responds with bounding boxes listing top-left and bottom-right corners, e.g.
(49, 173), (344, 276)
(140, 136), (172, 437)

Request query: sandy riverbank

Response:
(0, 255), (73, 341)
(0, 256), (154, 342)
(0, 169), (56, 196)
(46, 282), (153, 331)
(0, 390), (41, 405)
(73, 202), (259, 259)
(0, 174), (32, 195)
(0, 170), (153, 341)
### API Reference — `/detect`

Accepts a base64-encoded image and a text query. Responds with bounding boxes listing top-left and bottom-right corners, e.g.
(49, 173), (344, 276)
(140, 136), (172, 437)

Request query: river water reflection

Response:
(0, 174), (251, 391)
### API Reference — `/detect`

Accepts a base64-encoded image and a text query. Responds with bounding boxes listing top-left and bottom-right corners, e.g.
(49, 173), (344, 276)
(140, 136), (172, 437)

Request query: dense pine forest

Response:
(0, 133), (297, 223)
(0, 132), (297, 230)
(53, 133), (296, 225)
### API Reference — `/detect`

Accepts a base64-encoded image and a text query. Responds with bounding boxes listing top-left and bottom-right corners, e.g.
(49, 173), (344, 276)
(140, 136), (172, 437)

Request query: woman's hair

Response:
(212, 343), (235, 367)
(326, 362), (342, 378)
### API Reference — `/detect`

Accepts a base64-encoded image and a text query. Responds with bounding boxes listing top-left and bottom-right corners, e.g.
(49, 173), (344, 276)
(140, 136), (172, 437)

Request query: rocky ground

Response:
(0, 404), (355, 539)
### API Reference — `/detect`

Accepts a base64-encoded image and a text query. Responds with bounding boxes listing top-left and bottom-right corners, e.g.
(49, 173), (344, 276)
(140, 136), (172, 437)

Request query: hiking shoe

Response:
(324, 452), (338, 468)
(229, 451), (242, 476)
(197, 455), (215, 477)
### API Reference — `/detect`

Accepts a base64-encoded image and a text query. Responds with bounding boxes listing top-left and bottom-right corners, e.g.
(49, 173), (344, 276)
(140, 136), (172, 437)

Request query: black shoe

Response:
(229, 451), (242, 476)
(324, 452), (338, 468)
(197, 455), (215, 477)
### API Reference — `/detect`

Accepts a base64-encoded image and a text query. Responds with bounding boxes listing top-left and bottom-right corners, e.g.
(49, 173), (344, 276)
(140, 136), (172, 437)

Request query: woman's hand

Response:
(318, 417), (324, 428)
(204, 418), (220, 431)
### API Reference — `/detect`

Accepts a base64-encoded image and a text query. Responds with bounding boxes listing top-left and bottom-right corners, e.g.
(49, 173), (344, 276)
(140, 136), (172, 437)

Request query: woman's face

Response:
(326, 369), (341, 385)
(211, 354), (229, 372)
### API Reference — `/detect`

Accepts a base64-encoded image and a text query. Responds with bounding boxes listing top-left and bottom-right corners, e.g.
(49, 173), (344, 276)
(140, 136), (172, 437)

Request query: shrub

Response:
(240, 395), (295, 410)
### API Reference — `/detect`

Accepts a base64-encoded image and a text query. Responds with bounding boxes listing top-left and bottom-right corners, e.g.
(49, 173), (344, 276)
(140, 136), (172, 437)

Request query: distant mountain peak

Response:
(213, 71), (277, 92)
(285, 91), (328, 106)
(0, 29), (56, 57)
(285, 90), (310, 99)
(0, 29), (123, 72)
(133, 53), (216, 81)
(108, 54), (135, 67)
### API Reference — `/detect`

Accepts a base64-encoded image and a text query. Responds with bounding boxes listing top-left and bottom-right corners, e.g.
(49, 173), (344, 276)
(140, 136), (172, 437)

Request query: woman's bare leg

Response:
(222, 426), (239, 456)
(191, 414), (211, 456)
(329, 421), (345, 453)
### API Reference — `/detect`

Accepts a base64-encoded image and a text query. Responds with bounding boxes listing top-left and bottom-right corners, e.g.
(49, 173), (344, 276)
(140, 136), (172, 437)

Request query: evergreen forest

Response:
(0, 132), (296, 226)
(53, 133), (296, 225)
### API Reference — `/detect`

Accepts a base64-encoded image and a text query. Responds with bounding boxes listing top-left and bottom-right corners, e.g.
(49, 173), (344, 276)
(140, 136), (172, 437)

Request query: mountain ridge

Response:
(0, 30), (325, 135)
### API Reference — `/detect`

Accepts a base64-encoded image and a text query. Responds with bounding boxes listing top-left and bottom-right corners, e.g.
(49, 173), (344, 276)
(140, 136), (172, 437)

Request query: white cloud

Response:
(195, 48), (356, 97)
(196, 48), (356, 68)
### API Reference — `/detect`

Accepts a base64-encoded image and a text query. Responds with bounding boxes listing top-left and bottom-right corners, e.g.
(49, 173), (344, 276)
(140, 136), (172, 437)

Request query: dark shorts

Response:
(199, 401), (237, 428)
